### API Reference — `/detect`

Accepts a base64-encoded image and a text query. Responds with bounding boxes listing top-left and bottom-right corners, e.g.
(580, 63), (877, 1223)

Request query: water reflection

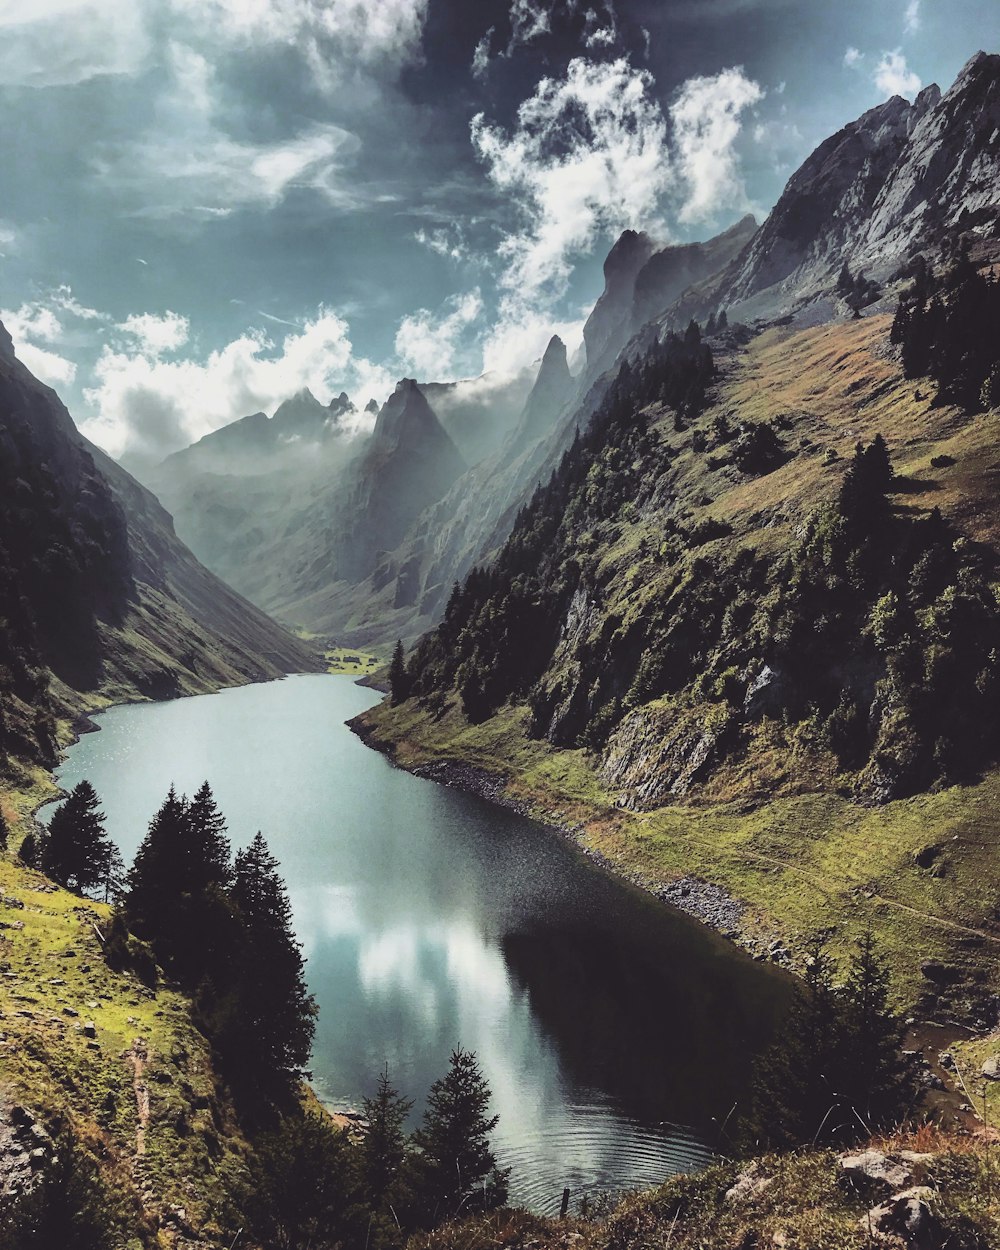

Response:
(46, 674), (789, 1213)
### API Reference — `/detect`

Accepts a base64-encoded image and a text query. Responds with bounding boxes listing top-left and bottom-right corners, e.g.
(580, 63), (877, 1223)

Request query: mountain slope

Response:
(703, 52), (1000, 321)
(0, 320), (321, 777)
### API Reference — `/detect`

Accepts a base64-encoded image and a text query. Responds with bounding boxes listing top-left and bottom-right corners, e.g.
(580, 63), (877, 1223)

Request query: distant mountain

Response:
(0, 320), (320, 774)
(418, 367), (536, 464)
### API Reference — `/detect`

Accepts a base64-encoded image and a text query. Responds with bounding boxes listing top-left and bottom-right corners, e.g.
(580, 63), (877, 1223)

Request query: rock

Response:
(82, 1021), (97, 1038)
(920, 960), (960, 984)
(839, 1149), (912, 1191)
(982, 1055), (1000, 1080)
(862, 1186), (940, 1250)
(725, 1164), (773, 1203)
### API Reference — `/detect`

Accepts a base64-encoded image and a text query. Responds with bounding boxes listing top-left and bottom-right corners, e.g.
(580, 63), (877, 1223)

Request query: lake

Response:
(44, 673), (789, 1213)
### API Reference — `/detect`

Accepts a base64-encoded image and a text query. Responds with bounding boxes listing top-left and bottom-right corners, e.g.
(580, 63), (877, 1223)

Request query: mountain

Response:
(704, 52), (1000, 320)
(418, 367), (536, 464)
(0, 320), (320, 775)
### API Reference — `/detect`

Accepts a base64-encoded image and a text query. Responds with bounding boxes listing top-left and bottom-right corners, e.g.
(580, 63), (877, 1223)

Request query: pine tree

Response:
(0, 807), (8, 851)
(745, 935), (847, 1149)
(412, 1049), (508, 1224)
(389, 640), (409, 705)
(362, 1065), (413, 1210)
(840, 928), (915, 1132)
(185, 781), (232, 892)
(18, 831), (38, 868)
(227, 832), (316, 1090)
(125, 785), (189, 938)
(42, 781), (113, 895)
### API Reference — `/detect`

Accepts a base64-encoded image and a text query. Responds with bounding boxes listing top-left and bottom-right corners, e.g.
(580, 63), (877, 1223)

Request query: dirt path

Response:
(128, 1038), (150, 1156)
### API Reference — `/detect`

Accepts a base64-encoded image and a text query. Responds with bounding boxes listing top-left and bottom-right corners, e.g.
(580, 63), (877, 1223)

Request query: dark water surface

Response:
(45, 674), (789, 1213)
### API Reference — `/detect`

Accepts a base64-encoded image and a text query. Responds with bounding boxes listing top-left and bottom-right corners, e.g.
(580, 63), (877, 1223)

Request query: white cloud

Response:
(844, 46), (864, 68)
(507, 0), (552, 51)
(0, 285), (108, 388)
(873, 49), (922, 100)
(91, 43), (360, 217)
(0, 221), (18, 254)
(903, 0), (921, 34)
(472, 57), (672, 321)
(82, 308), (393, 467)
(471, 27), (494, 79)
(394, 290), (484, 378)
(413, 225), (472, 263)
(0, 0), (428, 91)
(669, 67), (764, 225)
(0, 0), (150, 88)
(119, 311), (191, 356)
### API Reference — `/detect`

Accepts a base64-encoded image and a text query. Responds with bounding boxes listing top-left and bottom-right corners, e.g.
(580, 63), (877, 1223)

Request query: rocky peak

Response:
(513, 335), (575, 449)
(365, 398), (380, 415)
(371, 379), (460, 461)
(583, 229), (657, 378)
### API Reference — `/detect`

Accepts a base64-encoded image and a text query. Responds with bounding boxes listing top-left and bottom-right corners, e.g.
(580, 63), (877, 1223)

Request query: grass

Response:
(362, 314), (1000, 1013)
(0, 782), (253, 1244)
(326, 648), (381, 675)
(414, 1128), (1000, 1250)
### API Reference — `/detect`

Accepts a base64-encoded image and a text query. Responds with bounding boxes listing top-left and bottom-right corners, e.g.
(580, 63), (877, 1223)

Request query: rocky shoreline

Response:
(370, 748), (787, 966)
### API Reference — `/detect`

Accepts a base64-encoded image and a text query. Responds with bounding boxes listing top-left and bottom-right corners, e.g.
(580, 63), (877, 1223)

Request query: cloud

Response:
(413, 225), (473, 263)
(844, 46), (864, 68)
(669, 67), (764, 225)
(173, 0), (429, 79)
(0, 0), (150, 88)
(119, 311), (190, 356)
(0, 0), (429, 91)
(472, 57), (672, 332)
(91, 43), (361, 217)
(394, 290), (484, 377)
(0, 221), (18, 254)
(471, 27), (494, 79)
(903, 0), (921, 34)
(873, 49), (922, 99)
(81, 308), (394, 468)
(0, 285), (109, 387)
(507, 0), (552, 51)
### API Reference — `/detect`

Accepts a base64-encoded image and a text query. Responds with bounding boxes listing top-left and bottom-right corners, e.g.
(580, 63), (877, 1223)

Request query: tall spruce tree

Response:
(42, 781), (115, 896)
(225, 832), (316, 1091)
(389, 640), (409, 705)
(362, 1065), (413, 1210)
(412, 1049), (508, 1224)
(125, 785), (190, 939)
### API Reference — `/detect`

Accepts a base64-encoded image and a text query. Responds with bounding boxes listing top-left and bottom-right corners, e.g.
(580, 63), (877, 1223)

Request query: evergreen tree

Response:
(125, 785), (190, 940)
(42, 781), (113, 895)
(840, 928), (915, 1131)
(745, 935), (846, 1149)
(389, 640), (409, 705)
(362, 1065), (414, 1211)
(412, 1049), (508, 1224)
(0, 807), (8, 851)
(242, 1113), (363, 1250)
(185, 781), (232, 892)
(224, 832), (316, 1091)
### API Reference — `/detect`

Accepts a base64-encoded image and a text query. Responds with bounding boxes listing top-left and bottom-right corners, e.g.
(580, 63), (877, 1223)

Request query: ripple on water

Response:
(496, 1106), (714, 1216)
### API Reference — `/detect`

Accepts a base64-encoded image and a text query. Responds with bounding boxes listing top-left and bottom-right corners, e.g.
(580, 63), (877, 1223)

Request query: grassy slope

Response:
(0, 792), (254, 1246)
(361, 315), (1000, 1012)
(413, 1129), (1000, 1250)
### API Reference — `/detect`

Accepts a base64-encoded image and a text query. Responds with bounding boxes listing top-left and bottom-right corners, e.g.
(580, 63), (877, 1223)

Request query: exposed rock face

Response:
(417, 368), (536, 465)
(599, 703), (731, 807)
(709, 52), (1000, 319)
(632, 214), (758, 329)
(582, 229), (657, 380)
(510, 335), (575, 450)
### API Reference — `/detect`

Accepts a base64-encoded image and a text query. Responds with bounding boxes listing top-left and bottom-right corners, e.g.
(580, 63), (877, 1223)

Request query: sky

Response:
(0, 0), (998, 470)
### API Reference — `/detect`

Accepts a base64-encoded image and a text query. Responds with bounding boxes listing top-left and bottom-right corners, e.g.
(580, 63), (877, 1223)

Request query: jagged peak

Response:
(0, 318), (14, 364)
(541, 334), (568, 367)
(365, 398), (379, 414)
(952, 49), (1000, 89)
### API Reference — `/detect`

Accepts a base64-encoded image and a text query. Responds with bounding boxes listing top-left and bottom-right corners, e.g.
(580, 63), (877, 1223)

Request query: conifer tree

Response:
(42, 781), (114, 895)
(840, 928), (915, 1131)
(389, 640), (409, 705)
(0, 807), (8, 852)
(125, 785), (189, 938)
(362, 1065), (413, 1211)
(412, 1049), (508, 1224)
(226, 832), (316, 1088)
(185, 781), (232, 891)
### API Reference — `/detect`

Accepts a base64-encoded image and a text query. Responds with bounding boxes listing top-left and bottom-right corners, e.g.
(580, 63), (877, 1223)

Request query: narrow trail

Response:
(129, 1038), (150, 1157)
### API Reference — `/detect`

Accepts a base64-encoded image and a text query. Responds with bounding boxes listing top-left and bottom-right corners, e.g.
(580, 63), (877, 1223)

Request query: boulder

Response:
(982, 1054), (1000, 1080)
(839, 1148), (912, 1192)
(862, 1186), (940, 1250)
